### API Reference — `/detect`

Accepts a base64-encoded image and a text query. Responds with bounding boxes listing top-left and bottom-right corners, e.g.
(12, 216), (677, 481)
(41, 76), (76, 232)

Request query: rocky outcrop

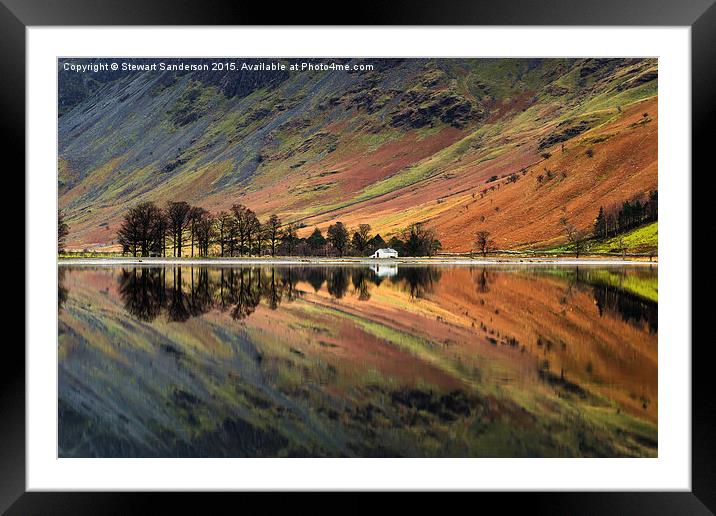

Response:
(194, 59), (290, 98)
(390, 89), (482, 129)
(616, 69), (658, 91)
(538, 114), (609, 150)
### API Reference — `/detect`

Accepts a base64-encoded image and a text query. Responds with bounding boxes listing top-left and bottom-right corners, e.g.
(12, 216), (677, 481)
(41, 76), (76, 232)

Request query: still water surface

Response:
(58, 264), (657, 457)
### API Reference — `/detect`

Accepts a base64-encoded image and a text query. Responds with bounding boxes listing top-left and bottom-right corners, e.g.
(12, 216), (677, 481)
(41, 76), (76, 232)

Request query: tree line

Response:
(117, 200), (442, 258)
(593, 190), (657, 240)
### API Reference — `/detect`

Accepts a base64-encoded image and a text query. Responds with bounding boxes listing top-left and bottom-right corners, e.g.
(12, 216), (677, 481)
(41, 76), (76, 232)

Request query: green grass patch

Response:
(551, 222), (658, 256)
(577, 82), (657, 114)
(589, 222), (658, 255)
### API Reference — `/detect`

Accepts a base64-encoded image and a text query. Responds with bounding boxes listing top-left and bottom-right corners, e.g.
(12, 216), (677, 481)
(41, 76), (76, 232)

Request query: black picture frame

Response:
(2, 0), (708, 512)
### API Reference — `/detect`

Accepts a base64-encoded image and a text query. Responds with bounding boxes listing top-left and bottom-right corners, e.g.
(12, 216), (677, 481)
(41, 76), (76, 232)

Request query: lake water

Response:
(58, 264), (657, 457)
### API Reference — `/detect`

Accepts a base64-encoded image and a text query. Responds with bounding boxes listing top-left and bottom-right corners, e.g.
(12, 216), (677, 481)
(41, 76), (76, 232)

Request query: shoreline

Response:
(58, 256), (657, 266)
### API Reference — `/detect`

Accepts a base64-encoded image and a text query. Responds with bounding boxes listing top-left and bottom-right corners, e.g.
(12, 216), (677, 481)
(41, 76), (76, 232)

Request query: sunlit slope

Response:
(58, 58), (657, 251)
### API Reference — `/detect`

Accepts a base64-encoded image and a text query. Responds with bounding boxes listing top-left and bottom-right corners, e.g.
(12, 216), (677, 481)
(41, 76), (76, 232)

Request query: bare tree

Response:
(194, 211), (215, 256)
(117, 202), (164, 257)
(351, 223), (372, 255)
(616, 234), (627, 260)
(399, 222), (438, 257)
(257, 222), (269, 256)
(265, 214), (281, 256)
(58, 210), (69, 254)
(188, 206), (209, 257)
(281, 222), (299, 255)
(561, 219), (587, 258)
(166, 201), (192, 257)
(327, 222), (349, 257)
(307, 227), (327, 255)
(231, 204), (258, 256)
(118, 216), (139, 256)
(214, 211), (234, 257)
(245, 210), (261, 256)
(153, 208), (169, 257)
(474, 230), (495, 257)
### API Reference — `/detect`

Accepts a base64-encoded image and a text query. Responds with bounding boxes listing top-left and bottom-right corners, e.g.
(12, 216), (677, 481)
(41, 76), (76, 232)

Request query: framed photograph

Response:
(4, 0), (710, 511)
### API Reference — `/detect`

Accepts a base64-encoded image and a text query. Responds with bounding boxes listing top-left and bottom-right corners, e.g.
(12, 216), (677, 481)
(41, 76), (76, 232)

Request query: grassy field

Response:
(550, 222), (658, 256)
(589, 222), (658, 254)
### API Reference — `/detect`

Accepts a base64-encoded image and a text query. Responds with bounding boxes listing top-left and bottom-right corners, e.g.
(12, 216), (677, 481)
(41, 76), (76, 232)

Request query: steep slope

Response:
(58, 58), (657, 252)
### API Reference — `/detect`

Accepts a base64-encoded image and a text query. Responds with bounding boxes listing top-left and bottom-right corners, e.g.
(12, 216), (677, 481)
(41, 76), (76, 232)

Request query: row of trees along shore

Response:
(117, 201), (442, 258)
(63, 190), (656, 258)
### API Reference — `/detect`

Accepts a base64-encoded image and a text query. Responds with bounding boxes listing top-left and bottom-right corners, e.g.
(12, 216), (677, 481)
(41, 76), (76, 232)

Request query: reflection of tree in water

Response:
(187, 267), (214, 319)
(118, 266), (300, 323)
(559, 266), (588, 305)
(116, 267), (210, 323)
(351, 268), (374, 301)
(213, 268), (269, 320)
(58, 267), (69, 312)
(167, 268), (191, 322)
(218, 268), (239, 309)
(231, 268), (261, 321)
(287, 267), (379, 301)
(118, 268), (166, 322)
(304, 268), (326, 293)
(289, 266), (440, 300)
(117, 266), (446, 322)
(392, 267), (442, 299)
(280, 268), (300, 302)
(593, 284), (657, 333)
(473, 267), (490, 294)
(262, 268), (283, 310)
(327, 268), (350, 299)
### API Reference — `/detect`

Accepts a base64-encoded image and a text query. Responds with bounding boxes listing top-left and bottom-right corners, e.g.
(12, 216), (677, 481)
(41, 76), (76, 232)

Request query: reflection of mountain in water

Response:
(116, 265), (442, 322)
(59, 265), (658, 458)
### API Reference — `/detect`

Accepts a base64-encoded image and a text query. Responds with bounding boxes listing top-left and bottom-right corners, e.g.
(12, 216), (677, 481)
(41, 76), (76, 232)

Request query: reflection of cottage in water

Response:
(370, 264), (398, 278)
(370, 248), (398, 259)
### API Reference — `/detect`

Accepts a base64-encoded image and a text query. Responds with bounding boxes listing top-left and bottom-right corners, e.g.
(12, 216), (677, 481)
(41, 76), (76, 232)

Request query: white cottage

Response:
(370, 248), (398, 259)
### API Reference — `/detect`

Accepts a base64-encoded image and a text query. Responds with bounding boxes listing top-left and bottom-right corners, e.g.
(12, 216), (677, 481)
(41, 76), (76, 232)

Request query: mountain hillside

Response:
(58, 58), (658, 252)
